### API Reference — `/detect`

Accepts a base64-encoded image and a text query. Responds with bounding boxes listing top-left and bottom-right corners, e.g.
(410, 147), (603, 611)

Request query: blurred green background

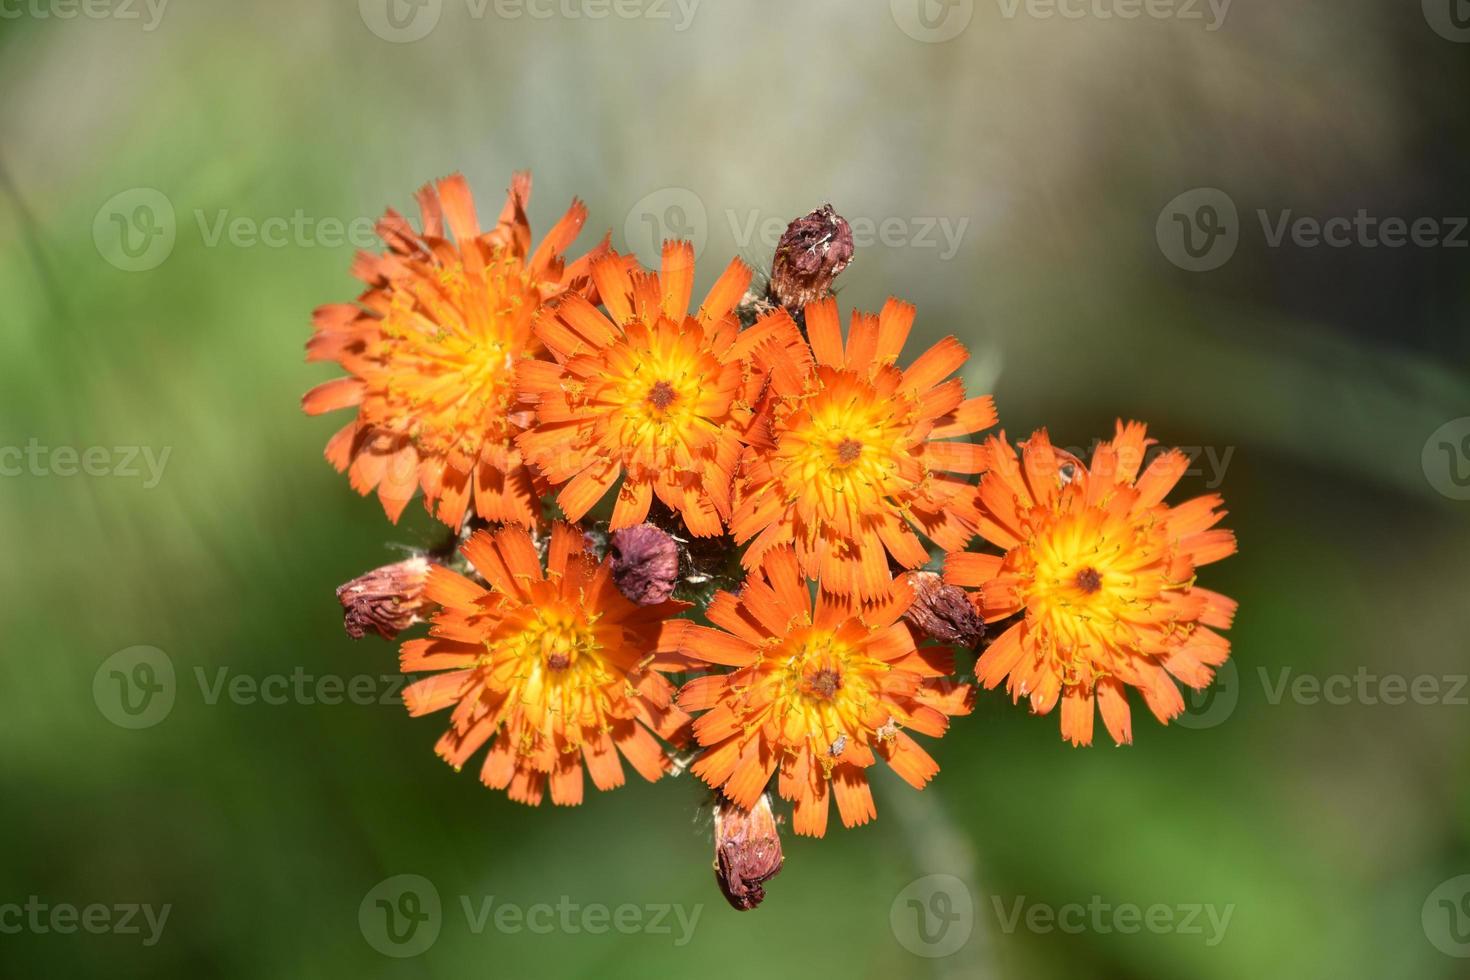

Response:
(2, 1), (1468, 977)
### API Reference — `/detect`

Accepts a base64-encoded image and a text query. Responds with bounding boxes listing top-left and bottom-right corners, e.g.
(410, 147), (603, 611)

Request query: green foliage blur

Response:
(1, 3), (1467, 977)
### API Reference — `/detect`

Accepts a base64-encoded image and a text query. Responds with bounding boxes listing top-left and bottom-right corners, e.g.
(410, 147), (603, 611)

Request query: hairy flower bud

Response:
(714, 793), (784, 911)
(608, 523), (680, 605)
(336, 556), (433, 641)
(903, 571), (985, 648)
(768, 204), (854, 312)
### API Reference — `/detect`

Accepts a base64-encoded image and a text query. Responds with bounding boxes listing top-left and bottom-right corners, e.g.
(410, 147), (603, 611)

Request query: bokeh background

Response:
(2, 1), (1468, 977)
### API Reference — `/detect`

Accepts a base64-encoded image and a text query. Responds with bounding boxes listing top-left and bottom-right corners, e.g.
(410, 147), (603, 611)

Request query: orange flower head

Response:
(518, 242), (801, 536)
(669, 548), (973, 837)
(731, 297), (998, 599)
(945, 423), (1238, 747)
(399, 523), (693, 805)
(303, 172), (607, 529)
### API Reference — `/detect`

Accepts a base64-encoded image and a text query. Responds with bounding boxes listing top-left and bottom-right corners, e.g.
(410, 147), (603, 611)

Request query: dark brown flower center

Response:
(647, 381), (677, 410)
(836, 439), (862, 464)
(1074, 567), (1103, 594)
(546, 652), (572, 671)
(805, 667), (843, 699)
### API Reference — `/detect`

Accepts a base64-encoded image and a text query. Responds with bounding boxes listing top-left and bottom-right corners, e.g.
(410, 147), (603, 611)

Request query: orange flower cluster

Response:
(306, 175), (1238, 859)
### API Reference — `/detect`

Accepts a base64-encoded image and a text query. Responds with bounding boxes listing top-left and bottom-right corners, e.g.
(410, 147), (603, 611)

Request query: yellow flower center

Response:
(594, 321), (729, 471)
(373, 250), (538, 458)
(747, 626), (890, 770)
(489, 600), (617, 750)
(775, 375), (915, 527)
(1016, 505), (1181, 683)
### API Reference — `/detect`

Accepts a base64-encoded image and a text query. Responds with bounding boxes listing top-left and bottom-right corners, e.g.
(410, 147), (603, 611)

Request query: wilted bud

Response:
(903, 571), (985, 648)
(714, 792), (784, 911)
(336, 556), (433, 641)
(768, 204), (855, 312)
(608, 523), (680, 605)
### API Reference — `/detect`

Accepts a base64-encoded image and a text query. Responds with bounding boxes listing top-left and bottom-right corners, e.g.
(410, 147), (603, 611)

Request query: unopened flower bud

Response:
(608, 523), (680, 605)
(768, 204), (854, 312)
(336, 556), (433, 640)
(714, 792), (784, 911)
(903, 571), (985, 648)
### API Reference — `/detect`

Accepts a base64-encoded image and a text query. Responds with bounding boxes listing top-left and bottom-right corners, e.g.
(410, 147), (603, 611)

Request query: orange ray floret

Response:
(302, 172), (608, 529)
(669, 548), (973, 837)
(945, 422), (1238, 747)
(730, 297), (998, 599)
(397, 523), (694, 805)
(517, 242), (803, 536)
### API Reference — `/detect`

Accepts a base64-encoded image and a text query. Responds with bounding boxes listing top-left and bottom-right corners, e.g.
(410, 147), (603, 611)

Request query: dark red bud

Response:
(768, 204), (854, 312)
(903, 571), (985, 648)
(336, 556), (433, 641)
(714, 793), (784, 911)
(608, 523), (680, 605)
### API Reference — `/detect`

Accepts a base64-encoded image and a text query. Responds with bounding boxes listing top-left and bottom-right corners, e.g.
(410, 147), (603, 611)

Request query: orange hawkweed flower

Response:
(945, 423), (1238, 747)
(302, 173), (606, 528)
(731, 297), (997, 599)
(669, 548), (973, 837)
(518, 243), (800, 535)
(398, 523), (692, 805)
